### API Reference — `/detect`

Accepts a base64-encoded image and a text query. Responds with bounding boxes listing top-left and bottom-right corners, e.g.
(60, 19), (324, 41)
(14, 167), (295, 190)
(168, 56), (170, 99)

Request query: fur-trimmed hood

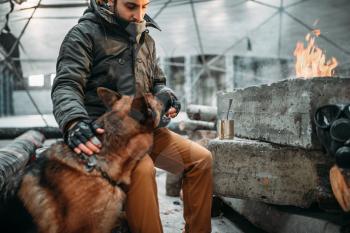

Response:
(79, 0), (161, 31)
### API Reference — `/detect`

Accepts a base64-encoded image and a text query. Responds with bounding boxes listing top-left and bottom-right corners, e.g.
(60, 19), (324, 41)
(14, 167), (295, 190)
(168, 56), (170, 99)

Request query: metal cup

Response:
(217, 119), (234, 140)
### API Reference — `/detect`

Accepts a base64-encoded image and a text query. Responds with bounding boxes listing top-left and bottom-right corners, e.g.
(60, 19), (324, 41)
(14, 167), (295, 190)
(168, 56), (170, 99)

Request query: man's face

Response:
(116, 0), (150, 23)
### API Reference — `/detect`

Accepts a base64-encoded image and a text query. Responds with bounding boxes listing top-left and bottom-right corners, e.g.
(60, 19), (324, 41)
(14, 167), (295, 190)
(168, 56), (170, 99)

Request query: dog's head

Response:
(97, 87), (162, 129)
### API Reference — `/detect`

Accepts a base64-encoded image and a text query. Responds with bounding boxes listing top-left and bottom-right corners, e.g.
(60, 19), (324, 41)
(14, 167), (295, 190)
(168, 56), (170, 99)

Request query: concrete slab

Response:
(217, 78), (350, 149)
(208, 138), (335, 208)
(221, 197), (341, 233)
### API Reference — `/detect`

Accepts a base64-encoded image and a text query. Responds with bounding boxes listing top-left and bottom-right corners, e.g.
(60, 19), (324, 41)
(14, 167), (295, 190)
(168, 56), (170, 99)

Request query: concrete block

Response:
(208, 138), (335, 208)
(217, 77), (350, 149)
(221, 197), (341, 233)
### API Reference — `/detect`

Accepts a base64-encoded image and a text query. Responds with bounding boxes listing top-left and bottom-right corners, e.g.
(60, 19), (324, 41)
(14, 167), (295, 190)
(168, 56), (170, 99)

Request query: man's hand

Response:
(65, 120), (105, 155)
(154, 86), (181, 127)
(155, 91), (181, 118)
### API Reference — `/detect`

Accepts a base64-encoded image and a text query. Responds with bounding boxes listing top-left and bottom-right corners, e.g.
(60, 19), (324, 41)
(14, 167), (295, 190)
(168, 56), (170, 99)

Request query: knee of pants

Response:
(198, 149), (213, 170)
(132, 155), (156, 180)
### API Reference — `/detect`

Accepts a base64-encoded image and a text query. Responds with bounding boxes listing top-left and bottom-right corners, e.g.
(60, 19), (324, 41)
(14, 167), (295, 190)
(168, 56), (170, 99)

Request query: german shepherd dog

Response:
(0, 87), (163, 233)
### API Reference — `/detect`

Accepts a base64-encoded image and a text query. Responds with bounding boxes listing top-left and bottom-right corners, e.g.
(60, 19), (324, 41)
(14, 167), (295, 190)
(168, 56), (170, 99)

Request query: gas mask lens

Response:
(330, 118), (350, 143)
(314, 104), (341, 129)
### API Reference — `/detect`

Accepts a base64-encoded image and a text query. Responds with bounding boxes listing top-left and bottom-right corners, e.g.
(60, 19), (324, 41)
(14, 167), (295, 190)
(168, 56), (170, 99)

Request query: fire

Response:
(293, 29), (338, 78)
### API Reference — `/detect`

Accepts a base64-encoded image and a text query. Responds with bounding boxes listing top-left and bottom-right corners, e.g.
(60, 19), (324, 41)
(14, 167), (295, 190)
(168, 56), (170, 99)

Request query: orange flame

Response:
(293, 29), (338, 78)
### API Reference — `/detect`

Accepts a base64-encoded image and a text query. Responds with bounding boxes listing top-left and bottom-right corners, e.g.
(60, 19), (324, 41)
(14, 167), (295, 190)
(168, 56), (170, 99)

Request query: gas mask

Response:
(314, 104), (350, 168)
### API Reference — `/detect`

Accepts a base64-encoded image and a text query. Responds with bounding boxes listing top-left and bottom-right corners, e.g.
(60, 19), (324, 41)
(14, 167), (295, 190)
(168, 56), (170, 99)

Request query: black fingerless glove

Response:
(154, 86), (181, 128)
(172, 99), (181, 114)
(154, 86), (181, 115)
(64, 120), (101, 150)
(155, 91), (173, 115)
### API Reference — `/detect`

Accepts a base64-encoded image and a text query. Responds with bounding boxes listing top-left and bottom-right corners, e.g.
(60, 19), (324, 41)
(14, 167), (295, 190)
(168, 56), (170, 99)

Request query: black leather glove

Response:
(172, 98), (181, 114)
(155, 91), (173, 115)
(155, 87), (181, 128)
(154, 86), (181, 115)
(64, 120), (102, 150)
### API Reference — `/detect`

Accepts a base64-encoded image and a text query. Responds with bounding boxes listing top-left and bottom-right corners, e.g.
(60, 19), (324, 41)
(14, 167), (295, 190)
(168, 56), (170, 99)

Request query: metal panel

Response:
(0, 62), (14, 116)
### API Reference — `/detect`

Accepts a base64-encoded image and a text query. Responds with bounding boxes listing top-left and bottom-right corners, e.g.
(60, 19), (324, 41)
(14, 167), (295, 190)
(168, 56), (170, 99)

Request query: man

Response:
(51, 0), (213, 232)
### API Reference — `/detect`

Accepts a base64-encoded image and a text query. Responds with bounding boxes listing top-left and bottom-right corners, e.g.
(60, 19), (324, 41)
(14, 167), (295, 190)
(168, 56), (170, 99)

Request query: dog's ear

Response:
(131, 94), (147, 111)
(137, 93), (162, 129)
(97, 87), (122, 108)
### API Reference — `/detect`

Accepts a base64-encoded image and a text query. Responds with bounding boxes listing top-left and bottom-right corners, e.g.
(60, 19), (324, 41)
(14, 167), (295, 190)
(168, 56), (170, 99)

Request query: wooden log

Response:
(330, 165), (350, 212)
(167, 121), (187, 135)
(0, 127), (62, 140)
(186, 105), (217, 122)
(0, 130), (45, 192)
(178, 120), (215, 132)
(167, 120), (215, 134)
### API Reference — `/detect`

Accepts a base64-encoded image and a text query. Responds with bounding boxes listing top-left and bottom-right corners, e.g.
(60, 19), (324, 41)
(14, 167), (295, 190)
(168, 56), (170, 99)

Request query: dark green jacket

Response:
(51, 0), (168, 133)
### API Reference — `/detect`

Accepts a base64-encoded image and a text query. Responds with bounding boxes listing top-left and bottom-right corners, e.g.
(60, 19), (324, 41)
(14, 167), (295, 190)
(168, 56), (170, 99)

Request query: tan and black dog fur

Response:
(0, 87), (163, 233)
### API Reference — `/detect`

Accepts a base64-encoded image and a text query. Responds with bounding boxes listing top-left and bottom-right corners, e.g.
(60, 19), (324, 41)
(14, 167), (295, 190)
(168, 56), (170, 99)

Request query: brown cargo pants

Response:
(125, 128), (213, 233)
